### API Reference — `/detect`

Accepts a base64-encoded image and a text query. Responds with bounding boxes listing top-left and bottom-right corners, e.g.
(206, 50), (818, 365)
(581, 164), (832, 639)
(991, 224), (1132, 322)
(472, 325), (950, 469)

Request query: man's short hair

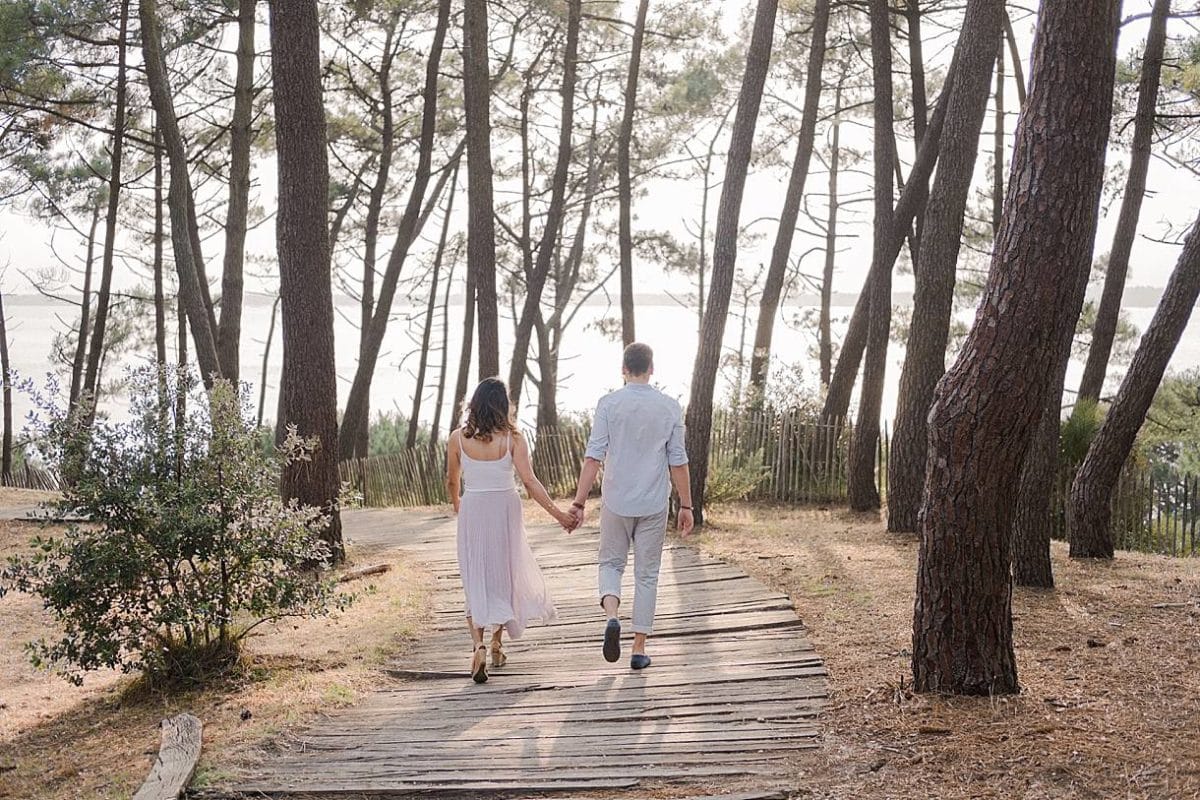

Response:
(623, 342), (654, 376)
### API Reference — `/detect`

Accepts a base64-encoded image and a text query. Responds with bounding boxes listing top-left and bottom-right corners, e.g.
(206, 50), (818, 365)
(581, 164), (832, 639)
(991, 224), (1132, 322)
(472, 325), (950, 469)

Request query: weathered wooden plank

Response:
(132, 714), (202, 800)
(227, 510), (826, 796)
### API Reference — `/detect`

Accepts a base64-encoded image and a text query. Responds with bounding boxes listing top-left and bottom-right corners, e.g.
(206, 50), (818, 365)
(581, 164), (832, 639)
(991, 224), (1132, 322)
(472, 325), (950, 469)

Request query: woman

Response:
(446, 377), (571, 683)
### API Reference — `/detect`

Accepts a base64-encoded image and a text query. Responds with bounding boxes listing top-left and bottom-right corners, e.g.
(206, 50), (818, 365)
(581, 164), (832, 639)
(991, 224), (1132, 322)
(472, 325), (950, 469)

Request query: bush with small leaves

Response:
(1, 367), (349, 687)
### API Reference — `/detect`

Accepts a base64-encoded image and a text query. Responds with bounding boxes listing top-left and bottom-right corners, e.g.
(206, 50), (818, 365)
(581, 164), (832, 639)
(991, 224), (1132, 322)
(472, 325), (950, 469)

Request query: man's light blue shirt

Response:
(584, 383), (689, 517)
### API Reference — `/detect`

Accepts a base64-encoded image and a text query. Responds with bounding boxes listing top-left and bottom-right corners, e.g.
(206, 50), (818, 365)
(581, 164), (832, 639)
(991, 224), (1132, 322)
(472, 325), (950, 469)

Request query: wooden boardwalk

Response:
(230, 509), (826, 797)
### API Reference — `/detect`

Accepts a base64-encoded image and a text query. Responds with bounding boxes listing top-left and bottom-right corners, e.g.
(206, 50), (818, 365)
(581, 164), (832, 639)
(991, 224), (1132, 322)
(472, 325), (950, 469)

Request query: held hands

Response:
(562, 502), (585, 533)
(554, 505), (580, 532)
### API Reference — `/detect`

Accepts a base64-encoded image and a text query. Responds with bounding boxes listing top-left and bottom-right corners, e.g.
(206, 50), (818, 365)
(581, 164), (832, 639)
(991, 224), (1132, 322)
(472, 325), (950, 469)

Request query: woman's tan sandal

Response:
(491, 643), (507, 669)
(470, 644), (488, 683)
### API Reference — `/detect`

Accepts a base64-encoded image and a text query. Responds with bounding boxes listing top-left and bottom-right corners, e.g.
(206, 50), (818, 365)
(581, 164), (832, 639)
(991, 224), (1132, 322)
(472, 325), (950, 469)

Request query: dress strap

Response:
(505, 432), (512, 456)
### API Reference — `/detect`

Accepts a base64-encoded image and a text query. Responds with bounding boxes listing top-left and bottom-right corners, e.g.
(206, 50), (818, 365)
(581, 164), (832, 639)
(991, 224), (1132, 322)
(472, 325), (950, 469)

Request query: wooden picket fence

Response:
(341, 410), (871, 509)
(1051, 459), (1200, 557)
(4, 463), (62, 492)
(339, 412), (1197, 559)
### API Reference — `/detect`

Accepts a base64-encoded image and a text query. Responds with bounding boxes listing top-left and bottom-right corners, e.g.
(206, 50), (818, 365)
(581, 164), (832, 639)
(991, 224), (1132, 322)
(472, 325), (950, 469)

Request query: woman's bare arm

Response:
(446, 430), (463, 513)
(511, 433), (573, 528)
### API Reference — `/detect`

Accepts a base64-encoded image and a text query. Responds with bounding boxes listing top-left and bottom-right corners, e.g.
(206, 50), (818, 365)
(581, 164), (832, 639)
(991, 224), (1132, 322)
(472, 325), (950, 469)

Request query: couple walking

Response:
(445, 343), (695, 683)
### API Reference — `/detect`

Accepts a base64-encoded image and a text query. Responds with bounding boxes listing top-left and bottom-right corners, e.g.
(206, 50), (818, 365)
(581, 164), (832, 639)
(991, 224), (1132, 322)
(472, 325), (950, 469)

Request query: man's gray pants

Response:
(598, 505), (669, 635)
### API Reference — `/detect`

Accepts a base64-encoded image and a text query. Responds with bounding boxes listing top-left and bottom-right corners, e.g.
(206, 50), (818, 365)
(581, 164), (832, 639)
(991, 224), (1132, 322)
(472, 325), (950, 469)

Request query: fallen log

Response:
(133, 713), (202, 800)
(338, 563), (391, 583)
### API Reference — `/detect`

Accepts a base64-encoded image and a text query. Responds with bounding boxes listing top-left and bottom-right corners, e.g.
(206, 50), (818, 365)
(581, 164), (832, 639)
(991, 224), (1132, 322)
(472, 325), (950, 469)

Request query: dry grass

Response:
(0, 516), (433, 800)
(690, 504), (1200, 800)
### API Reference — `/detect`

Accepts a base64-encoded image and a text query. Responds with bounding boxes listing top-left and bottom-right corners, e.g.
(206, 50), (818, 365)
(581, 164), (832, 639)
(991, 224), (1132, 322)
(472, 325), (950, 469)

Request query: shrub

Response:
(704, 450), (769, 505)
(1060, 399), (1104, 466)
(1, 368), (348, 687)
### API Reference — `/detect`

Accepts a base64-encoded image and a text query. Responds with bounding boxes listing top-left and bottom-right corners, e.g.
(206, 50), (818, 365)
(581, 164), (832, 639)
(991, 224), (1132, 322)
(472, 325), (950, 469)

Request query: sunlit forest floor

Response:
(0, 494), (433, 800)
(3, 493), (1198, 799)
(697, 504), (1200, 800)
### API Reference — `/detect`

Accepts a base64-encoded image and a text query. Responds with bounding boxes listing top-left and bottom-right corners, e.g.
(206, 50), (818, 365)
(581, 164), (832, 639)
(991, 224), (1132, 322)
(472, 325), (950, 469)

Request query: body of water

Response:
(3, 293), (1198, 443)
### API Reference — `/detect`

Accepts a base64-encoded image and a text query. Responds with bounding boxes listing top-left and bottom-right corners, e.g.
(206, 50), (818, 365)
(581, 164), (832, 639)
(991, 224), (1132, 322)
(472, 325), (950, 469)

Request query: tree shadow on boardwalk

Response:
(217, 509), (827, 797)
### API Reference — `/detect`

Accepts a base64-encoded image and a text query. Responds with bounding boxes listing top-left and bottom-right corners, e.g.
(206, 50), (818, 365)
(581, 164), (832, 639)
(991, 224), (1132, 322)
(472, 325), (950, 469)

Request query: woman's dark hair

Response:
(462, 377), (516, 441)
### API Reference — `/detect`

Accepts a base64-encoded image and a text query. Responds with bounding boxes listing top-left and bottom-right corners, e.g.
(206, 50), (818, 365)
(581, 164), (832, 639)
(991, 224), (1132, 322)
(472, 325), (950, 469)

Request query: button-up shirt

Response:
(584, 383), (689, 517)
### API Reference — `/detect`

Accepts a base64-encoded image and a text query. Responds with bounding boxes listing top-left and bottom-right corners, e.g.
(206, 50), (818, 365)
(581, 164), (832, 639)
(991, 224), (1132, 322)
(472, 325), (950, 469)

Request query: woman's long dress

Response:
(457, 435), (557, 638)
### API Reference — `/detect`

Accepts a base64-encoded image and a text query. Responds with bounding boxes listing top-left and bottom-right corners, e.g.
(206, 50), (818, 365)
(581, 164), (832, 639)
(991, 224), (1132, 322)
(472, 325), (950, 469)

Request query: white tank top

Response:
(461, 433), (517, 493)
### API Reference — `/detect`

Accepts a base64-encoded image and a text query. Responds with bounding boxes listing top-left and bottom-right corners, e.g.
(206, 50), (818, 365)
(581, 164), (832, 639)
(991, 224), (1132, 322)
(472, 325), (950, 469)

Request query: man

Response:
(567, 342), (694, 670)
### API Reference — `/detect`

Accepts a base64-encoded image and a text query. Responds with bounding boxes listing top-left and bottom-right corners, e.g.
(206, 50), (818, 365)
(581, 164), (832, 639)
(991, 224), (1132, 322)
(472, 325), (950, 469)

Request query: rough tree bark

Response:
(431, 239), (459, 445)
(748, 0), (829, 396)
(462, 0), (499, 378)
(886, 0), (1005, 531)
(1069, 212), (1200, 558)
(912, 0), (1120, 696)
(685, 0), (778, 526)
(337, 0), (454, 459)
(140, 0), (222, 386)
(81, 0), (129, 410)
(846, 0), (897, 512)
(1077, 0), (1171, 404)
(618, 0), (649, 347)
(269, 0), (344, 561)
(217, 0), (255, 385)
(508, 0), (580, 409)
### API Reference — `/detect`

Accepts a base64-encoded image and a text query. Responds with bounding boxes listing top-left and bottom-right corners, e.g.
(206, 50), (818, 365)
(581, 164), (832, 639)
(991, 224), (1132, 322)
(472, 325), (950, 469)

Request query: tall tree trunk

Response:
(337, 0), (453, 459)
(81, 0), (129, 411)
(408, 168), (458, 448)
(140, 0), (222, 386)
(817, 52), (957, 428)
(617, 0), (649, 347)
(912, 0), (1120, 696)
(1077, 0), (1170, 404)
(508, 0), (580, 410)
(846, 0), (897, 512)
(431, 241), (459, 445)
(217, 0), (255, 385)
(69, 205), (100, 408)
(463, 0), (500, 378)
(0, 291), (12, 485)
(819, 82), (842, 388)
(886, 0), (1004, 531)
(1003, 10), (1028, 108)
(1011, 385), (1061, 587)
(257, 295), (280, 429)
(451, 264), (476, 436)
(1069, 212), (1200, 558)
(153, 124), (167, 370)
(685, 0), (778, 526)
(992, 35), (1005, 237)
(905, 0), (928, 267)
(269, 0), (344, 562)
(749, 0), (829, 396)
(353, 15), (400, 459)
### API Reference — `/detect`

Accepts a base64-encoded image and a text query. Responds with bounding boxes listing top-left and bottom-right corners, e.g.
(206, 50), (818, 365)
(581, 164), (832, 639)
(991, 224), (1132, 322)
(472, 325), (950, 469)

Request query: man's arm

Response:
(569, 399), (609, 531)
(568, 458), (602, 531)
(667, 402), (693, 536)
(670, 463), (694, 537)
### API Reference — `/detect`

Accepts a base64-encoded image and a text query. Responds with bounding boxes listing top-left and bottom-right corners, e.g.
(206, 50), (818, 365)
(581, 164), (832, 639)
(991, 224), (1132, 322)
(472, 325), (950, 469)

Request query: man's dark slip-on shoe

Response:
(630, 654), (651, 670)
(603, 618), (621, 663)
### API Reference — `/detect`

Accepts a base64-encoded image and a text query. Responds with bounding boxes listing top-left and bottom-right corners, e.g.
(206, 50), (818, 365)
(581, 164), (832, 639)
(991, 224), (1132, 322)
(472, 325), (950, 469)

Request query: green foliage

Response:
(365, 411), (433, 456)
(1, 368), (348, 687)
(1060, 399), (1104, 465)
(1137, 368), (1200, 474)
(704, 450), (769, 505)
